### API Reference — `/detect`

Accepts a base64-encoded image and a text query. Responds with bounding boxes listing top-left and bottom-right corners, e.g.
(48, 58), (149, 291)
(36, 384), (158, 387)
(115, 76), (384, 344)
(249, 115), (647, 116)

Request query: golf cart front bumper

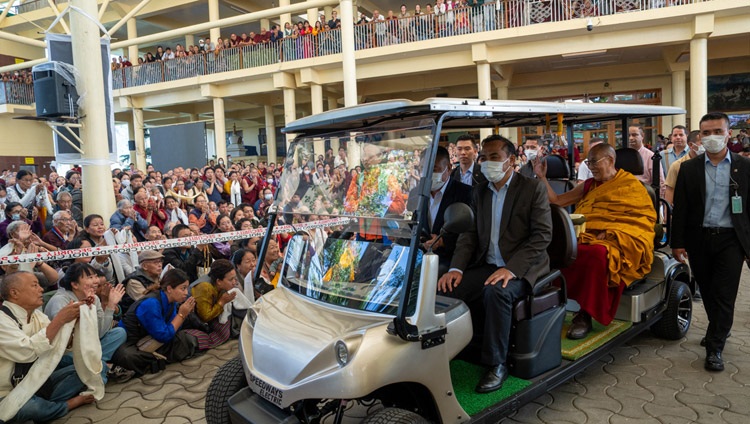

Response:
(228, 388), (300, 424)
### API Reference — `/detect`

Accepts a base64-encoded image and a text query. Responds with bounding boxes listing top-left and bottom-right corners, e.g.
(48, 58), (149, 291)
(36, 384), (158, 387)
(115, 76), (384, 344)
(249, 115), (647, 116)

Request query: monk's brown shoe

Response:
(567, 311), (592, 340)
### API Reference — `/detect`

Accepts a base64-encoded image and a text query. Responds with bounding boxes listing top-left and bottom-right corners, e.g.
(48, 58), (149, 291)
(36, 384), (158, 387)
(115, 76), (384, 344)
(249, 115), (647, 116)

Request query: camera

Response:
(587, 18), (594, 32)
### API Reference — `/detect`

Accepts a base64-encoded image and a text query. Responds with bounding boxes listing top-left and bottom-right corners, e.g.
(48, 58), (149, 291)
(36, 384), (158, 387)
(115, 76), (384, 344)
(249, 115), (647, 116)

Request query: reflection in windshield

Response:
(275, 121), (434, 222)
(283, 236), (422, 315)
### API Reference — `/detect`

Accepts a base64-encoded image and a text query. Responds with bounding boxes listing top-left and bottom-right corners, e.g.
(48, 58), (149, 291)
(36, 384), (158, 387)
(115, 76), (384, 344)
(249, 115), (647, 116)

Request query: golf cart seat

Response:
(508, 204), (576, 379)
(615, 148), (664, 245)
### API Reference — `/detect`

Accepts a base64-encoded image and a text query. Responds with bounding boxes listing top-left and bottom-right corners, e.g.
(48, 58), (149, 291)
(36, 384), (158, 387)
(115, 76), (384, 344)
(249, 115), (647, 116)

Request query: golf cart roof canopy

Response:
(283, 98), (686, 135)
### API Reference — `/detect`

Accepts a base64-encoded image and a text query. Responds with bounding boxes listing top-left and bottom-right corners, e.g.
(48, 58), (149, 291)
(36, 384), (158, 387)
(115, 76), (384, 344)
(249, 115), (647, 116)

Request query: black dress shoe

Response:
(700, 332), (731, 347)
(567, 311), (592, 340)
(475, 364), (509, 393)
(705, 351), (724, 371)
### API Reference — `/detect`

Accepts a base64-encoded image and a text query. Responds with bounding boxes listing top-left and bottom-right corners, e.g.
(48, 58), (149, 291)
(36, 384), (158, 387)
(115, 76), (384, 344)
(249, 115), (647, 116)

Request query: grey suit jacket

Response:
(450, 172), (553, 288)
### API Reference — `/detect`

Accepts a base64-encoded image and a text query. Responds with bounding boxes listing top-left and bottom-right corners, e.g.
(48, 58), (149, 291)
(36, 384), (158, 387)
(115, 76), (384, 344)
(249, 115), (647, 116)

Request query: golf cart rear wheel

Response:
(651, 281), (692, 340)
(206, 356), (248, 424)
(362, 407), (431, 424)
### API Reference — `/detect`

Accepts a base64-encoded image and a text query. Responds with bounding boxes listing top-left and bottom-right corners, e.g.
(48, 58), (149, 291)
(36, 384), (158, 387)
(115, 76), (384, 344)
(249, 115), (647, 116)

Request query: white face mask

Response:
(430, 171), (447, 192)
(524, 149), (538, 161)
(304, 170), (311, 175)
(264, 193), (274, 201)
(692, 144), (706, 156)
(121, 180), (131, 187)
(481, 159), (510, 183)
(702, 135), (727, 154)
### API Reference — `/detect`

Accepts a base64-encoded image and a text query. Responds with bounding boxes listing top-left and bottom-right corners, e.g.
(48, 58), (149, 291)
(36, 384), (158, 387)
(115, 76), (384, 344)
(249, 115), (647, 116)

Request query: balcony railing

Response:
(1, 0), (65, 15)
(110, 0), (711, 90)
(0, 81), (35, 105)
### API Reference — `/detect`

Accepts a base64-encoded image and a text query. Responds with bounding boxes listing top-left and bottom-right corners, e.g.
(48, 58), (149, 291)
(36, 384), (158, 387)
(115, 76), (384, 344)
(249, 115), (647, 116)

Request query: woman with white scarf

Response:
(228, 171), (243, 207)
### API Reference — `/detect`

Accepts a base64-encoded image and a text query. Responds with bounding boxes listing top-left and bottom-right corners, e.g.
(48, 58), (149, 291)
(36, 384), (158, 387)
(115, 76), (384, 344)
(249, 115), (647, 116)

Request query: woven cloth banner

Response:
(0, 217), (353, 265)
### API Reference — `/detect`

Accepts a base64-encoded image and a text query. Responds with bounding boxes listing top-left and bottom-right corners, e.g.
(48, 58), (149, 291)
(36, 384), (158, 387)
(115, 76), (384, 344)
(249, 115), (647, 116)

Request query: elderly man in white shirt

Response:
(0, 271), (95, 422)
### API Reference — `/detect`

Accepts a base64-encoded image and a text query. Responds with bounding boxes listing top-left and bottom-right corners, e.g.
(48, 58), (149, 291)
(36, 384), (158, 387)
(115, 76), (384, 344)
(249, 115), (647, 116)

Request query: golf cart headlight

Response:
(247, 308), (258, 327)
(334, 340), (349, 367)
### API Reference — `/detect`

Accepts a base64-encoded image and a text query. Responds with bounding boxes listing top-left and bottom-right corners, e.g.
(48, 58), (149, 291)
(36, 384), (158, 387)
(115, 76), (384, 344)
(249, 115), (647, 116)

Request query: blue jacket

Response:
(110, 210), (148, 233)
(119, 291), (180, 344)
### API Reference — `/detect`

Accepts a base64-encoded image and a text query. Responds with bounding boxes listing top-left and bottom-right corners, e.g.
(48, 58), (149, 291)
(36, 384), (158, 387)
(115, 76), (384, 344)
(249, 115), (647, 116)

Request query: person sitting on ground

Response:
(109, 199), (149, 239)
(0, 202), (42, 246)
(0, 271), (95, 423)
(188, 194), (214, 234)
(231, 248), (257, 301)
(208, 214), (234, 260)
(120, 250), (163, 313)
(163, 224), (205, 283)
(534, 143), (656, 339)
(190, 259), (245, 349)
(133, 190), (167, 238)
(163, 195), (189, 226)
(2, 221), (60, 290)
(52, 191), (83, 229)
(111, 269), (199, 375)
(44, 263), (133, 385)
(43, 210), (77, 251)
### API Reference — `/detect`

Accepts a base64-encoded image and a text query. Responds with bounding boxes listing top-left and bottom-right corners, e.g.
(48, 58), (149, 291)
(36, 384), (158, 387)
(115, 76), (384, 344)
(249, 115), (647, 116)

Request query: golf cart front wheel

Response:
(651, 281), (692, 340)
(206, 356), (249, 424)
(362, 407), (431, 424)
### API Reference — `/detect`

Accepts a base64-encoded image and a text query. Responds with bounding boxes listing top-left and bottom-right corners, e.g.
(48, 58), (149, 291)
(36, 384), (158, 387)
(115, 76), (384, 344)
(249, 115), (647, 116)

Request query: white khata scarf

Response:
(230, 180), (242, 207)
(0, 305), (104, 421)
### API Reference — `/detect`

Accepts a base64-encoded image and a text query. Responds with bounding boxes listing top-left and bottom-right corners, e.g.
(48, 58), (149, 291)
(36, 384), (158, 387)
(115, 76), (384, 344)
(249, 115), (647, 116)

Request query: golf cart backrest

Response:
(545, 155), (575, 204)
(508, 204), (575, 379)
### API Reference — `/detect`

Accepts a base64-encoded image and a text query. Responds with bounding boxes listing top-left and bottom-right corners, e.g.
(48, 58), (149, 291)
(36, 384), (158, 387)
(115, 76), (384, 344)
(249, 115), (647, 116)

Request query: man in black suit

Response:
(450, 135), (487, 187)
(438, 135), (552, 393)
(672, 112), (750, 372)
(416, 146), (473, 275)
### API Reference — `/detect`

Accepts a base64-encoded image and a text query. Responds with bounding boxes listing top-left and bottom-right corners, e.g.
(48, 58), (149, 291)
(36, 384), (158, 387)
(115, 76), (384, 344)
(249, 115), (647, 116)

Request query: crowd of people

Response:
(0, 110), (747, 419)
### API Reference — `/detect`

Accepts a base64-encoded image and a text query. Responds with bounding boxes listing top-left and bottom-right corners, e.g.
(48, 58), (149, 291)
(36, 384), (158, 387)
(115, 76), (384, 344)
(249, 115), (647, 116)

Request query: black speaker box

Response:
(33, 69), (79, 118)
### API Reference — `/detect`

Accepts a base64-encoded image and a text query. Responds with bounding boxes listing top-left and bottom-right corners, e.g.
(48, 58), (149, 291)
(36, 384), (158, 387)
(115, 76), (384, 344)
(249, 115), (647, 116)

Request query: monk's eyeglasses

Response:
(583, 157), (608, 167)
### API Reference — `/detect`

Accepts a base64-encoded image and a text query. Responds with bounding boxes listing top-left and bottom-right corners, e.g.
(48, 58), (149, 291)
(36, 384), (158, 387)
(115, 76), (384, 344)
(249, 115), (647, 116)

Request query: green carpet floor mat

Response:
(449, 360), (531, 416)
(561, 312), (632, 360)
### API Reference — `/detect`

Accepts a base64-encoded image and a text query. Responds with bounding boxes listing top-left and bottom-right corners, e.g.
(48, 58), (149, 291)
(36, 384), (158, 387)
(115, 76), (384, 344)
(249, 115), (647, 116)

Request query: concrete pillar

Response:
(324, 6), (333, 21)
(213, 97), (227, 162)
(307, 7), (319, 24)
(133, 108), (146, 171)
(264, 105), (277, 165)
(280, 0), (291, 31)
(672, 70), (687, 128)
(689, 36), (707, 129)
(126, 18), (138, 64)
(208, 0), (220, 43)
(495, 84), (511, 141)
(340, 0), (357, 107)
(72, 0), (116, 218)
(283, 88), (296, 145)
(185, 34), (195, 49)
(260, 18), (270, 31)
(477, 62), (492, 141)
(310, 84), (325, 158)
(327, 95), (338, 111)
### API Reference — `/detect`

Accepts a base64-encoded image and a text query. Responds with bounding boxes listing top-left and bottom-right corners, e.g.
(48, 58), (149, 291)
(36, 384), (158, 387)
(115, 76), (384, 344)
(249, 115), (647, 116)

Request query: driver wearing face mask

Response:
(664, 130), (703, 205)
(437, 135), (552, 394)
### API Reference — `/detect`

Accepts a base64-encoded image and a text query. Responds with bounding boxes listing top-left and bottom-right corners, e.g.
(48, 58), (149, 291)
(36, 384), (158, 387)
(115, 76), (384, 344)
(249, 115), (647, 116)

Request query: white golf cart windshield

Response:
(274, 119), (434, 314)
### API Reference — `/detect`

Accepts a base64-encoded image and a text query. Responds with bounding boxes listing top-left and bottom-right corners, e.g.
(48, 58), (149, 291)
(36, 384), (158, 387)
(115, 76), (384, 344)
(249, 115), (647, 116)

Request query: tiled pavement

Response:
(54, 267), (750, 424)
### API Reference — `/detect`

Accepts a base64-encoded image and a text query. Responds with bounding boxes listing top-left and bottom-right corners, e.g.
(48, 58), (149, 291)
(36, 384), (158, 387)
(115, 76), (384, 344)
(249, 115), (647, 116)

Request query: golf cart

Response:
(206, 99), (693, 424)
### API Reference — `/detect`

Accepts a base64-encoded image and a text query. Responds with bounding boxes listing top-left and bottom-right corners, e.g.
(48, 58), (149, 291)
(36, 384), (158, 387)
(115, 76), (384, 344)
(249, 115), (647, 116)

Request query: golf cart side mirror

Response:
(441, 203), (474, 234)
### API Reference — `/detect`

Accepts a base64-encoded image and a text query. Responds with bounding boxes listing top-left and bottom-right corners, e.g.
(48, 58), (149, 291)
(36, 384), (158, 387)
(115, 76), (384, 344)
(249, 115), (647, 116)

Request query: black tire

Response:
(651, 281), (692, 340)
(205, 356), (249, 424)
(362, 407), (431, 424)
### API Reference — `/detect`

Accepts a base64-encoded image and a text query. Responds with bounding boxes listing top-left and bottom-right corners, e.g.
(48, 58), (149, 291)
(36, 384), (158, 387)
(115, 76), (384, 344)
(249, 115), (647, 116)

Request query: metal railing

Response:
(2, 0), (67, 15)
(0, 81), (35, 105)
(106, 0), (710, 89)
